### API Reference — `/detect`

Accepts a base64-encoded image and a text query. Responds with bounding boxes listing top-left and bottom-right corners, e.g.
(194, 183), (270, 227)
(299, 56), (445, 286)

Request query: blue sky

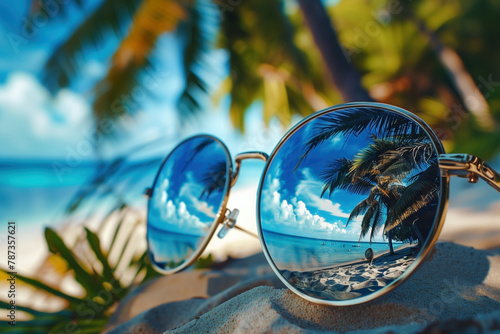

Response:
(148, 137), (229, 236)
(259, 109), (438, 243)
(260, 117), (368, 242)
(0, 1), (285, 161)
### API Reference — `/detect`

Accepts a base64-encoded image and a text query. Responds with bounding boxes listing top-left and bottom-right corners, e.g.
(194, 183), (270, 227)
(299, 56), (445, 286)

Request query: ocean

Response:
(0, 158), (162, 229)
(262, 229), (405, 272)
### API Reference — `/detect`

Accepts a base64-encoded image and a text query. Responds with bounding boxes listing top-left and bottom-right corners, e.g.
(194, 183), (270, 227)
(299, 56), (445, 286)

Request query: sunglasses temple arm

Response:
(439, 154), (500, 192)
(233, 225), (259, 239)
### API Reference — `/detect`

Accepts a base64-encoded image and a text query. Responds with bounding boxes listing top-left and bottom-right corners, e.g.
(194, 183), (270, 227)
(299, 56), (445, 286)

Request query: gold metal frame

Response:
(256, 102), (451, 306)
(145, 134), (234, 275)
(145, 102), (500, 305)
(439, 154), (500, 191)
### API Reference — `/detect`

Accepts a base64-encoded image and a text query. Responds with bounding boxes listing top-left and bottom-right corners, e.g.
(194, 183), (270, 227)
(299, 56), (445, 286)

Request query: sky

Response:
(148, 136), (229, 236)
(0, 1), (286, 162)
(0, 1), (289, 236)
(259, 107), (439, 243)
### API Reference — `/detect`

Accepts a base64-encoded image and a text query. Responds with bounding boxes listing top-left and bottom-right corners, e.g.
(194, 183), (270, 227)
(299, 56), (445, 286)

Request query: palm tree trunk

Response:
(388, 230), (395, 255)
(411, 220), (425, 247)
(388, 230), (394, 255)
(412, 16), (495, 131)
(297, 0), (372, 102)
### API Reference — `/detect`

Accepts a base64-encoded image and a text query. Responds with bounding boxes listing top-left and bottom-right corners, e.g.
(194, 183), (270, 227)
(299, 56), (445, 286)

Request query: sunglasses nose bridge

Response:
(231, 151), (269, 187)
(217, 208), (239, 239)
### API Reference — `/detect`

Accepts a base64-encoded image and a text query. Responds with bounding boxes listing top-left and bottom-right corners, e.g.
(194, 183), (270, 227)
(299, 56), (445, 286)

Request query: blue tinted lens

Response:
(147, 136), (230, 271)
(259, 105), (442, 302)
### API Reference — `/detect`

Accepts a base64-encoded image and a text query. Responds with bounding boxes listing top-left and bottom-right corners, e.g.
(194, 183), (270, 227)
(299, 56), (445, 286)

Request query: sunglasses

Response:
(145, 102), (500, 306)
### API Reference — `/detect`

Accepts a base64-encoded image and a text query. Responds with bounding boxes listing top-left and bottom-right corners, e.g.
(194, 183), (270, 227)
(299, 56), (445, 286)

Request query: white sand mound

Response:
(106, 242), (500, 333)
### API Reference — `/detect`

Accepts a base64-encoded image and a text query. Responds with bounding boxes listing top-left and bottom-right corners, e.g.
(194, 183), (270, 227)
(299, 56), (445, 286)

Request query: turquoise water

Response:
(0, 159), (160, 227)
(262, 230), (405, 271)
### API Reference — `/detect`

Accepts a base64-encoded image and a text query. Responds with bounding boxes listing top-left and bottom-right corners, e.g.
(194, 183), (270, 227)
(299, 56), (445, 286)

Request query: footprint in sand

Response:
(383, 270), (403, 279)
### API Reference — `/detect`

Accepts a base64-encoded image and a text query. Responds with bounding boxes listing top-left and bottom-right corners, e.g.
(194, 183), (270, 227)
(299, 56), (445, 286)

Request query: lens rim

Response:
(147, 134), (233, 275)
(256, 102), (450, 306)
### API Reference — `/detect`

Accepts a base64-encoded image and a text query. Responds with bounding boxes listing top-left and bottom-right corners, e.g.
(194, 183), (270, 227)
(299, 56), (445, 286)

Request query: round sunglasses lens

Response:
(259, 105), (443, 303)
(147, 136), (230, 271)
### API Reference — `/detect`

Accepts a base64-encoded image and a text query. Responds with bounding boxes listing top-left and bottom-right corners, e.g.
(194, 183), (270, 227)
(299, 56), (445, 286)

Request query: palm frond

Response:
(350, 137), (411, 179)
(320, 158), (351, 197)
(200, 161), (227, 199)
(42, 0), (142, 91)
(219, 0), (321, 130)
(359, 200), (378, 240)
(346, 197), (371, 226)
(296, 107), (424, 168)
(93, 0), (188, 128)
(377, 142), (436, 177)
(177, 0), (215, 118)
(219, 7), (261, 130)
(369, 203), (384, 243)
(385, 164), (440, 232)
(320, 158), (374, 197)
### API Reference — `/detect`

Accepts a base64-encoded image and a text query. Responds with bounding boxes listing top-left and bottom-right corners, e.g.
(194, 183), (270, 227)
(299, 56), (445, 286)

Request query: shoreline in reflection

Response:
(148, 223), (207, 269)
(280, 244), (417, 301)
(263, 229), (414, 272)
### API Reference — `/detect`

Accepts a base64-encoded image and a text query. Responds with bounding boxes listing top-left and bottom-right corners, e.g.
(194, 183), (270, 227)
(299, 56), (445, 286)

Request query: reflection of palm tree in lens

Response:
(199, 161), (227, 200)
(324, 140), (439, 254)
(298, 109), (439, 254)
(295, 108), (427, 170)
(180, 138), (215, 172)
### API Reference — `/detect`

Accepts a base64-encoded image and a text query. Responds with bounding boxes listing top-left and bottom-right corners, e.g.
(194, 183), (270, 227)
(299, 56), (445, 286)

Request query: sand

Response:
(281, 246), (416, 301)
(104, 242), (500, 334)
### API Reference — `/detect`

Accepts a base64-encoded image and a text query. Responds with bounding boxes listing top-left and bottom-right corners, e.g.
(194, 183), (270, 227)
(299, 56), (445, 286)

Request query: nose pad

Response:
(218, 208), (239, 239)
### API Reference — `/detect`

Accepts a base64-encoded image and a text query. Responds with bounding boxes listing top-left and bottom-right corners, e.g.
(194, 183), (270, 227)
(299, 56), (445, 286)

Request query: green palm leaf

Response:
(385, 164), (440, 232)
(296, 107), (425, 168)
(42, 0), (142, 91)
(346, 197), (372, 226)
(319, 158), (374, 197)
(44, 227), (105, 298)
(377, 142), (435, 177)
(350, 137), (410, 178)
(369, 203), (384, 243)
(177, 1), (214, 118)
(359, 200), (378, 240)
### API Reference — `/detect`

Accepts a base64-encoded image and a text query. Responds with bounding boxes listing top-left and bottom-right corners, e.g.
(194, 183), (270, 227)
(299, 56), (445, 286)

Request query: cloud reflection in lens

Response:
(147, 136), (229, 271)
(259, 106), (441, 302)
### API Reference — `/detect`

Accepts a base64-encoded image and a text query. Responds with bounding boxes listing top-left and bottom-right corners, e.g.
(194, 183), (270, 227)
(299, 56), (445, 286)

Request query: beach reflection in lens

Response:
(259, 106), (441, 302)
(147, 136), (229, 271)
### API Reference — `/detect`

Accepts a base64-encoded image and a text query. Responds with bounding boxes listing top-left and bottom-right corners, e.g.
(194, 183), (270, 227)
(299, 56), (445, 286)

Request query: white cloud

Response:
(0, 72), (93, 158)
(295, 168), (350, 219)
(260, 171), (353, 236)
(179, 172), (218, 218)
(151, 178), (210, 235)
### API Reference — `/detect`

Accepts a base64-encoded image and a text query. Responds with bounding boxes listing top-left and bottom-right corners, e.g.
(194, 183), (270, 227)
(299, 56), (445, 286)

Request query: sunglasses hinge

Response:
(439, 153), (500, 191)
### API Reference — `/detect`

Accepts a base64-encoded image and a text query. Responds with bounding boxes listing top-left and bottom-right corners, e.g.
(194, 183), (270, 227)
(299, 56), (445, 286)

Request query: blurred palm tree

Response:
(34, 0), (499, 157)
(330, 0), (499, 157)
(36, 0), (371, 133)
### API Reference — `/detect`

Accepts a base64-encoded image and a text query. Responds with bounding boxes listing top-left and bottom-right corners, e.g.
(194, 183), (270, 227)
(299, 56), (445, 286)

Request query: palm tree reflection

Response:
(199, 161), (227, 200)
(299, 108), (440, 253)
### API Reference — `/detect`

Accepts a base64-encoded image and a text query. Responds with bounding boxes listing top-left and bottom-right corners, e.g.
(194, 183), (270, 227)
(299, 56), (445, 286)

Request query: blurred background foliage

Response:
(1, 0), (499, 332)
(38, 0), (500, 158)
